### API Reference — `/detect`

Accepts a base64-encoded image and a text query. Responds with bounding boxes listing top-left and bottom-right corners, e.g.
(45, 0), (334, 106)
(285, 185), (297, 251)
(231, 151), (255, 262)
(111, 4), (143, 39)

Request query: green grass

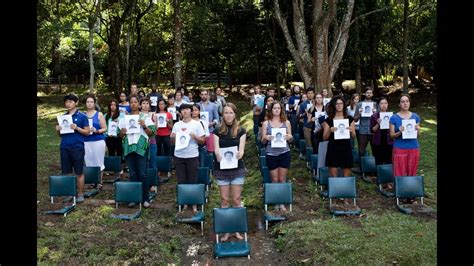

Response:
(37, 94), (437, 264)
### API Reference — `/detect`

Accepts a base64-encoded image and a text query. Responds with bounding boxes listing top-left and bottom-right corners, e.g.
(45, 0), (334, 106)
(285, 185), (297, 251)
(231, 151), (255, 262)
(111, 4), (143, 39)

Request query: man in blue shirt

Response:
(55, 94), (91, 203)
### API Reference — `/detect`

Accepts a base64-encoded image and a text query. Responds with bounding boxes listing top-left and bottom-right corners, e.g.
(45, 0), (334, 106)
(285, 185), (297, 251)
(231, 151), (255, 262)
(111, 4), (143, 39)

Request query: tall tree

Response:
(173, 0), (183, 88)
(273, 0), (355, 91)
(402, 0), (409, 93)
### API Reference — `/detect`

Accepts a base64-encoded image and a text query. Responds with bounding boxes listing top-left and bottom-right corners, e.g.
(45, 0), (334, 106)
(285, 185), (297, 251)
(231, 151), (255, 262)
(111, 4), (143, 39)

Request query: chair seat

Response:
(45, 205), (76, 216)
(377, 188), (394, 198)
(84, 189), (100, 198)
(110, 210), (142, 221)
(330, 206), (361, 216)
(215, 241), (251, 258)
(397, 204), (434, 215)
(176, 211), (205, 223)
(264, 212), (288, 222)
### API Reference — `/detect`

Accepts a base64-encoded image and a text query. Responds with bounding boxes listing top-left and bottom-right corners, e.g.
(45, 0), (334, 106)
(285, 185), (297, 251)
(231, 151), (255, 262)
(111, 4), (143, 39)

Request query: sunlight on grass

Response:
(423, 119), (437, 125)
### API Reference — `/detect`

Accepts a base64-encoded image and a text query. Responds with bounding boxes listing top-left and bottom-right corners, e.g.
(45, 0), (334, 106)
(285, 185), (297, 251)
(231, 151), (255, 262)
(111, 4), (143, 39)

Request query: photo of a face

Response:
(224, 151), (234, 162)
(129, 119), (137, 129)
(275, 132), (284, 142)
(338, 123), (345, 134)
(383, 116), (389, 122)
(158, 116), (164, 123)
(62, 119), (69, 128)
(364, 105), (371, 113)
(200, 115), (206, 120)
(406, 123), (414, 132)
(111, 124), (117, 131)
(179, 135), (187, 144)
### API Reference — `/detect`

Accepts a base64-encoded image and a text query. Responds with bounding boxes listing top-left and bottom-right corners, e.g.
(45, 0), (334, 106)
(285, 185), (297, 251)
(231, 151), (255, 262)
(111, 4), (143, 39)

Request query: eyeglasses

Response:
(336, 102), (344, 105)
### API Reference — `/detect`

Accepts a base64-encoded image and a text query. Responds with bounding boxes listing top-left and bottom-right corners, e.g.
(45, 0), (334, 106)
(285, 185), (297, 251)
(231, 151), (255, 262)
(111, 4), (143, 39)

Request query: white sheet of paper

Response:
(219, 146), (238, 170)
(156, 113), (167, 128)
(271, 128), (287, 148)
(285, 103), (289, 111)
(380, 112), (393, 129)
(305, 103), (313, 111)
(402, 119), (417, 139)
(167, 107), (177, 120)
(57, 115), (74, 134)
(175, 132), (191, 150)
(125, 115), (140, 134)
(88, 118), (94, 135)
(118, 106), (127, 113)
(323, 98), (331, 106)
(315, 111), (326, 119)
(333, 119), (350, 140)
(107, 121), (118, 136)
(294, 99), (300, 106)
(150, 96), (158, 106)
(361, 102), (373, 117)
(200, 111), (209, 129)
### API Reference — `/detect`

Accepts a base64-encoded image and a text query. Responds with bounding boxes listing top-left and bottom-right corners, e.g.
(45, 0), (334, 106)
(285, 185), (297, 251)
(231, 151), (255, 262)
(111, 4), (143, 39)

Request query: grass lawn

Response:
(37, 94), (437, 264)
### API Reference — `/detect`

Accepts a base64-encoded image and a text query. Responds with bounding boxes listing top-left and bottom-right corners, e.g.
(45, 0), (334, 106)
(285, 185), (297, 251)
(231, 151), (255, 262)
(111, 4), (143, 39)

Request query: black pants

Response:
(105, 136), (122, 157)
(174, 156), (199, 184)
(156, 135), (171, 156)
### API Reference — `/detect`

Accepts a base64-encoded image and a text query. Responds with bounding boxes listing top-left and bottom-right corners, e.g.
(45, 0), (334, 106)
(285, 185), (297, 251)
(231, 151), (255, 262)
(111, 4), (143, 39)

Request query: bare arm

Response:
(322, 121), (331, 141)
(237, 133), (246, 160)
(214, 134), (221, 162)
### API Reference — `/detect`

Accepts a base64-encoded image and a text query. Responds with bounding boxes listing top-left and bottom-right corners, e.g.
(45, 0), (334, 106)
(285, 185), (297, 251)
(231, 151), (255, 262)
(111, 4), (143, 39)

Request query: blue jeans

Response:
(148, 144), (157, 168)
(126, 151), (149, 203)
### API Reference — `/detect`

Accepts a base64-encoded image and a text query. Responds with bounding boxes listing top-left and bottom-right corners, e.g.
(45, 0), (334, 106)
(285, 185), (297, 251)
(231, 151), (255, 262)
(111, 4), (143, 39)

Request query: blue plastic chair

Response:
(46, 175), (77, 217)
(83, 166), (101, 198)
(376, 164), (394, 197)
(360, 156), (377, 183)
(263, 183), (293, 231)
(328, 176), (361, 216)
(394, 176), (432, 214)
(176, 184), (206, 235)
(156, 156), (172, 182)
(111, 181), (143, 221)
(103, 156), (122, 183)
(146, 168), (159, 201)
(213, 207), (250, 259)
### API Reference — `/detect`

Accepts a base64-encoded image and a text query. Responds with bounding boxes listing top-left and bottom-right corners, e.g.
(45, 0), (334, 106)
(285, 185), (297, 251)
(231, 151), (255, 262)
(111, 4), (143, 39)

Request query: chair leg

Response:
(248, 255), (251, 260)
(201, 222), (204, 236)
(265, 220), (268, 231)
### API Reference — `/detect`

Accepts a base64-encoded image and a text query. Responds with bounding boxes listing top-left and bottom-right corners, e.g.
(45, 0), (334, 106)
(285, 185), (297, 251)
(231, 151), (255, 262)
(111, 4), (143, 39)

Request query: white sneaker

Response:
(143, 201), (150, 208)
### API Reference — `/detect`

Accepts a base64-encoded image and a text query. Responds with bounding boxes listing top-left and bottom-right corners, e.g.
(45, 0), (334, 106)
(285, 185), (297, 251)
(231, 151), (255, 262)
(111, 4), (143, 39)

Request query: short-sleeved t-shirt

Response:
(172, 119), (206, 158)
(213, 125), (246, 171)
(60, 110), (88, 149)
(389, 112), (420, 149)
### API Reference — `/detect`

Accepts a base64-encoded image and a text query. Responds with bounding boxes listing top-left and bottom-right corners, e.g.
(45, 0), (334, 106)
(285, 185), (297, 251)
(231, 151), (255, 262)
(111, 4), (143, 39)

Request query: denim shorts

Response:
(216, 176), (245, 186)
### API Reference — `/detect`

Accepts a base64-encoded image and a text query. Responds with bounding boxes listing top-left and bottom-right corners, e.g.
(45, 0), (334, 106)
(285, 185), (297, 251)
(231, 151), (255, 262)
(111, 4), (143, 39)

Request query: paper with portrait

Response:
(200, 111), (209, 129)
(107, 121), (118, 136)
(333, 119), (350, 140)
(156, 113), (167, 128)
(219, 146), (238, 170)
(402, 119), (417, 139)
(150, 96), (158, 106)
(167, 107), (177, 120)
(57, 115), (74, 134)
(125, 115), (140, 134)
(175, 131), (190, 151)
(361, 102), (373, 117)
(379, 112), (393, 129)
(271, 128), (287, 148)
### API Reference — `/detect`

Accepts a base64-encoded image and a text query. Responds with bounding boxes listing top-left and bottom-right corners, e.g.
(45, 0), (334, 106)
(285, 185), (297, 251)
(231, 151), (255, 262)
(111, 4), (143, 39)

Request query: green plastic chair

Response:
(263, 183), (293, 231)
(328, 176), (361, 216)
(46, 175), (77, 217)
(111, 181), (143, 221)
(83, 166), (101, 198)
(176, 184), (206, 235)
(213, 207), (250, 259)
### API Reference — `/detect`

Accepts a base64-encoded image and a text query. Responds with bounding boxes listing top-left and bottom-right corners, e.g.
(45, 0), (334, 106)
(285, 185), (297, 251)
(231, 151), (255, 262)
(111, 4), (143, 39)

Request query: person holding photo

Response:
(155, 99), (173, 156)
(213, 103), (247, 241)
(354, 87), (377, 158)
(118, 95), (156, 208)
(55, 94), (90, 203)
(370, 97), (393, 167)
(118, 92), (131, 114)
(261, 102), (293, 211)
(346, 93), (360, 149)
(323, 97), (356, 181)
(171, 104), (206, 212)
(389, 94), (421, 178)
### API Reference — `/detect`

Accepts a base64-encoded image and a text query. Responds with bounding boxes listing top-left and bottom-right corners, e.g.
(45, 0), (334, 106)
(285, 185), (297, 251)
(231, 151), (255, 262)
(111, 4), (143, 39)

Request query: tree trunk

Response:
(354, 20), (362, 93)
(88, 25), (95, 93)
(125, 22), (131, 87)
(108, 18), (122, 96)
(402, 0), (409, 93)
(173, 0), (183, 88)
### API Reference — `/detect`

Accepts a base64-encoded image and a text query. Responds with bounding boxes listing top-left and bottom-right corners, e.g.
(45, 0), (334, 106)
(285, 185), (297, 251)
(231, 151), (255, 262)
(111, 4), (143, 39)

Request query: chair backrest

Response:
(115, 181), (142, 203)
(361, 156), (377, 173)
(197, 167), (210, 185)
(298, 139), (306, 154)
(147, 168), (159, 186)
(352, 149), (368, 164)
(259, 156), (267, 168)
(261, 166), (271, 184)
(177, 184), (206, 205)
(376, 164), (394, 184)
(156, 156), (172, 172)
(200, 153), (214, 170)
(213, 207), (248, 234)
(104, 156), (122, 172)
(319, 167), (330, 186)
(305, 147), (313, 162)
(264, 183), (293, 205)
(49, 176), (76, 197)
(395, 176), (424, 198)
(328, 177), (357, 199)
(83, 166), (100, 185)
(310, 154), (319, 170)
(293, 133), (300, 144)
